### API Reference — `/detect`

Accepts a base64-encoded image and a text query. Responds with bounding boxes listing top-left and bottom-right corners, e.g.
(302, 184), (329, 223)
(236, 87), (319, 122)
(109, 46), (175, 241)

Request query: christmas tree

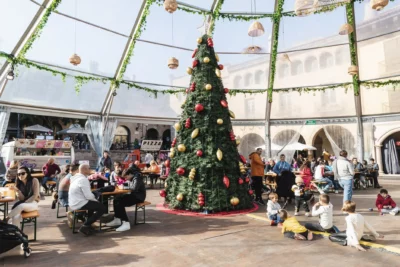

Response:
(162, 34), (253, 212)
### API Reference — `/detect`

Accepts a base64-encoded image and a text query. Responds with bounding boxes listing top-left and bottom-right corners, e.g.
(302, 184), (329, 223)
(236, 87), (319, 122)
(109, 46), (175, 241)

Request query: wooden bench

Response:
(21, 211), (39, 241)
(70, 210), (88, 234)
(45, 181), (57, 196)
(135, 201), (151, 225)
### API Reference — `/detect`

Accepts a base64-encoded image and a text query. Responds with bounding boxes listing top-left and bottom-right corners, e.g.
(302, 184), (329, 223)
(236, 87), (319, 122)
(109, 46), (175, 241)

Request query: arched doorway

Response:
(162, 129), (171, 150)
(272, 130), (305, 146)
(312, 126), (355, 159)
(238, 133), (265, 161)
(381, 131), (400, 174)
(146, 128), (159, 140)
(113, 125), (131, 149)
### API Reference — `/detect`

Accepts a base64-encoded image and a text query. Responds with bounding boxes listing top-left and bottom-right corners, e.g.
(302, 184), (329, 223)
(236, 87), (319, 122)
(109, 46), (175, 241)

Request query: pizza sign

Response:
(141, 140), (163, 151)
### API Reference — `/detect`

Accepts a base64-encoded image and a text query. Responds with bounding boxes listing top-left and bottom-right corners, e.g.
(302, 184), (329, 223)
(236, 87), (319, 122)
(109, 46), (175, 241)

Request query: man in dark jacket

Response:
(105, 165), (146, 232)
(100, 151), (112, 170)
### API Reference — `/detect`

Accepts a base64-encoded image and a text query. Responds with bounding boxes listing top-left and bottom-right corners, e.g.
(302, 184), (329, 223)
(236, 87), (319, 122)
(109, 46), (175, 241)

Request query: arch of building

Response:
(373, 126), (400, 174)
(272, 129), (305, 146)
(238, 133), (265, 160)
(146, 128), (159, 140)
(113, 125), (131, 148)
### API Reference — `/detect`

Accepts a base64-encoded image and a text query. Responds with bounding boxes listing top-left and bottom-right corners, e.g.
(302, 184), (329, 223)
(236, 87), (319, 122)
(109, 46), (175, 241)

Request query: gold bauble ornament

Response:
(189, 175), (195, 180)
(191, 128), (199, 139)
(215, 69), (221, 78)
(236, 139), (241, 146)
(169, 151), (175, 158)
(216, 148), (223, 161)
(197, 37), (202, 44)
(205, 84), (212, 91)
(69, 53), (81, 66)
(176, 193), (184, 201)
(170, 147), (175, 152)
(230, 197), (240, 206)
(215, 54), (220, 62)
(187, 67), (193, 75)
(229, 110), (235, 118)
(177, 144), (186, 152)
(203, 57), (210, 63)
(174, 123), (181, 131)
(217, 119), (223, 125)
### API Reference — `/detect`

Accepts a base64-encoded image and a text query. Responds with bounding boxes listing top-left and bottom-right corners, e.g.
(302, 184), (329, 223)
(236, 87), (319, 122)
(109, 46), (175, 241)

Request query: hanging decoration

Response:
(168, 57), (179, 69)
(164, 0), (178, 13)
(370, 0), (388, 11)
(248, 21), (265, 37)
(70, 0), (81, 66)
(168, 13), (179, 69)
(348, 65), (359, 75)
(339, 23), (354, 35)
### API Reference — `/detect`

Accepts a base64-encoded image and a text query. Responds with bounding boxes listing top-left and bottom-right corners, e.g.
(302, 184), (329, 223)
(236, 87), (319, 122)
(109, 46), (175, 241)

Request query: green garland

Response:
(346, 3), (360, 96)
(209, 0), (225, 35)
(18, 0), (62, 59)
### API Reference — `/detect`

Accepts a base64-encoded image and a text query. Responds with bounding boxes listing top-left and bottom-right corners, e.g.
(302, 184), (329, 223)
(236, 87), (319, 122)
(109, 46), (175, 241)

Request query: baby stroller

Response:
(0, 221), (32, 258)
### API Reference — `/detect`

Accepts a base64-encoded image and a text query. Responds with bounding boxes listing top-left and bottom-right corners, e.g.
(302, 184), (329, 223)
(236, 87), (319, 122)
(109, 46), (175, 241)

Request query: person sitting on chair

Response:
(42, 158), (61, 194)
(3, 160), (18, 187)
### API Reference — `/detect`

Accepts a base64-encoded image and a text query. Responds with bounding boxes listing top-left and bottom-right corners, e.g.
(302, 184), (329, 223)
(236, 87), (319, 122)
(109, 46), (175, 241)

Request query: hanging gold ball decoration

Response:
(187, 67), (193, 75)
(174, 123), (181, 131)
(197, 37), (202, 44)
(164, 0), (178, 13)
(203, 57), (210, 63)
(177, 144), (186, 152)
(191, 128), (199, 139)
(176, 193), (184, 201)
(217, 119), (223, 125)
(205, 84), (212, 91)
(248, 21), (265, 37)
(215, 69), (221, 78)
(339, 23), (354, 35)
(370, 0), (388, 11)
(69, 53), (81, 66)
(229, 110), (235, 119)
(215, 54), (220, 62)
(348, 65), (359, 75)
(216, 148), (223, 161)
(236, 139), (241, 146)
(168, 57), (179, 69)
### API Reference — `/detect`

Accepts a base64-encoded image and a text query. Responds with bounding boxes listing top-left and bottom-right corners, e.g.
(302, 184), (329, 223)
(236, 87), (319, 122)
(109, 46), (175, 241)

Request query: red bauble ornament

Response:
(224, 88), (229, 94)
(164, 159), (170, 168)
(223, 175), (230, 188)
(185, 118), (191, 128)
(248, 189), (254, 195)
(229, 131), (236, 141)
(171, 137), (177, 147)
(220, 100), (228, 108)
(195, 104), (204, 112)
(199, 201), (205, 206)
(192, 59), (199, 68)
(159, 189), (167, 198)
(196, 150), (203, 157)
(176, 167), (185, 176)
(192, 48), (198, 58)
(207, 37), (214, 47)
(190, 82), (196, 92)
(245, 177), (250, 183)
(239, 155), (247, 164)
(238, 178), (244, 185)
(198, 192), (205, 206)
(218, 64), (224, 70)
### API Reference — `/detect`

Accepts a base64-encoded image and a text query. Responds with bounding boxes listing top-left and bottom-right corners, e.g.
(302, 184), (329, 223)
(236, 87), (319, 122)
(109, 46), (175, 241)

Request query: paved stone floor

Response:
(1, 178), (399, 266)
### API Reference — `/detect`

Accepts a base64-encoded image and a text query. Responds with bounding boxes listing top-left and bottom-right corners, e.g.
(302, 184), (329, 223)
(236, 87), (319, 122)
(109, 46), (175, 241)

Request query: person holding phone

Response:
(5, 167), (40, 225)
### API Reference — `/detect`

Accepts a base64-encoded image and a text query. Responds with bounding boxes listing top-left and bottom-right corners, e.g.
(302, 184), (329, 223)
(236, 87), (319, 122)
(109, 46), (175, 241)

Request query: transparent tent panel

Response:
(283, 0), (296, 12)
(354, 0), (400, 41)
(217, 53), (270, 89)
(233, 125), (266, 160)
(271, 87), (356, 119)
(279, 6), (348, 52)
(227, 92), (267, 119)
(1, 65), (109, 112)
(0, 0), (40, 53)
(358, 30), (400, 81)
(214, 18), (272, 53)
(56, 0), (142, 36)
(363, 119), (375, 160)
(274, 44), (352, 89)
(139, 4), (205, 49)
(24, 13), (128, 77)
(361, 79), (400, 115)
(178, 0), (214, 10)
(221, 0), (275, 12)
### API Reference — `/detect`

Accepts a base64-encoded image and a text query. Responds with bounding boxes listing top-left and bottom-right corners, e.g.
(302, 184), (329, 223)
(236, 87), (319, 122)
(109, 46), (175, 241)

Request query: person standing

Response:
(249, 148), (265, 205)
(322, 149), (330, 162)
(273, 154), (295, 206)
(369, 158), (381, 188)
(144, 152), (154, 168)
(100, 151), (112, 170)
(333, 150), (354, 203)
(42, 158), (61, 193)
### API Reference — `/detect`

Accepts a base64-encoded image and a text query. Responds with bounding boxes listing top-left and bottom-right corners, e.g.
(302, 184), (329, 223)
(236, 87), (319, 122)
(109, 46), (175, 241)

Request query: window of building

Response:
(384, 37), (400, 71)
(244, 73), (253, 87)
(291, 61), (303, 76)
(320, 52), (334, 69)
(245, 98), (255, 117)
(254, 70), (263, 84)
(278, 64), (289, 78)
(114, 126), (129, 144)
(305, 57), (318, 73)
(233, 76), (242, 88)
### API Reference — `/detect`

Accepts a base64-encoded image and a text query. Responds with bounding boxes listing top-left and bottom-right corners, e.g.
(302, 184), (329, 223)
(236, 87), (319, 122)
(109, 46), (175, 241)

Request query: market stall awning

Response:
(23, 124), (52, 132)
(57, 124), (88, 135)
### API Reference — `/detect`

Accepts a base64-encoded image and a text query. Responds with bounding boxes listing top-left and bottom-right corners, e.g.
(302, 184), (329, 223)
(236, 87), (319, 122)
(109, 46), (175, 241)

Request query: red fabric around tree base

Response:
(155, 203), (258, 217)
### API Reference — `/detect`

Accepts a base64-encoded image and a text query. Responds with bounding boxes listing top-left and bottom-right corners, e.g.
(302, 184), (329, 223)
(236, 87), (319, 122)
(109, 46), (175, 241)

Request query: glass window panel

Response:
(279, 7), (348, 52)
(360, 80), (400, 115)
(358, 31), (400, 81)
(218, 53), (270, 89)
(111, 84), (179, 118)
(355, 0), (400, 41)
(0, 1), (39, 53)
(126, 42), (192, 87)
(57, 0), (142, 35)
(271, 88), (356, 119)
(214, 18), (272, 52)
(227, 93), (267, 119)
(283, 0), (296, 12)
(139, 4), (205, 48)
(178, 0), (214, 10)
(274, 45), (352, 89)
(25, 13), (128, 76)
(1, 65), (109, 112)
(221, 0), (275, 12)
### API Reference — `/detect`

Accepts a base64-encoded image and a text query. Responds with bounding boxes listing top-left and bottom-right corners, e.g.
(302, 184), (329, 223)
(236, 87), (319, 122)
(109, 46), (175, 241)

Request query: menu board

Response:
(14, 139), (72, 149)
(141, 140), (163, 151)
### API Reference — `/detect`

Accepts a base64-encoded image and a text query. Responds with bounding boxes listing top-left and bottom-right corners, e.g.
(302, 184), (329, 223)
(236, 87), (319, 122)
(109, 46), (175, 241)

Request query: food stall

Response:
(2, 139), (74, 171)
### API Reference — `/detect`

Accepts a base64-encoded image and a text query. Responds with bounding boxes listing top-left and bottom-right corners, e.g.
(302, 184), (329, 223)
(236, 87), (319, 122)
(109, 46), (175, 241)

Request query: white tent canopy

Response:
(23, 124), (53, 132)
(257, 143), (283, 151)
(283, 142), (317, 151)
(57, 124), (88, 135)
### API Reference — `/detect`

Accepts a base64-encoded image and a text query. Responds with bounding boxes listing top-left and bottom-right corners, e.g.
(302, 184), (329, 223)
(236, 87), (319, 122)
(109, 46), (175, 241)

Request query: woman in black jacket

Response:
(105, 165), (146, 232)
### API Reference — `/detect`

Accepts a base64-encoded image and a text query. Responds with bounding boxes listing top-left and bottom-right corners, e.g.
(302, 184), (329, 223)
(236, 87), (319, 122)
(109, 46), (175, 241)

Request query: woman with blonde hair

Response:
(148, 160), (160, 189)
(3, 160), (19, 186)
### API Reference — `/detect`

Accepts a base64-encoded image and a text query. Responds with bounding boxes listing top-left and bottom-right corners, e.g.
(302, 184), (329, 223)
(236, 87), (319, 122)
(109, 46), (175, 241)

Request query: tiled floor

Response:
(1, 179), (399, 266)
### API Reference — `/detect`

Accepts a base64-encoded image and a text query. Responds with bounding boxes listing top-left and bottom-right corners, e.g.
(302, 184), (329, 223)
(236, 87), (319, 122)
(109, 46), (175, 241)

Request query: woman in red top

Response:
(300, 161), (312, 187)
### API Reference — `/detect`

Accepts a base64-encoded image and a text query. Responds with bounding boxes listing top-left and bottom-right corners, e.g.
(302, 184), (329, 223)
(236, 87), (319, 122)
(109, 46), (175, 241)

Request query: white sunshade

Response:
(257, 143), (283, 151)
(283, 142), (317, 151)
(57, 124), (88, 135)
(23, 124), (53, 132)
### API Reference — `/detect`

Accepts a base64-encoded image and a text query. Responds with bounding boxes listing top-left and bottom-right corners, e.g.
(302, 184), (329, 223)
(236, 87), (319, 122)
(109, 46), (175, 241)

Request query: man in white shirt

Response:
(313, 161), (333, 193)
(305, 194), (334, 233)
(144, 153), (154, 168)
(69, 164), (113, 236)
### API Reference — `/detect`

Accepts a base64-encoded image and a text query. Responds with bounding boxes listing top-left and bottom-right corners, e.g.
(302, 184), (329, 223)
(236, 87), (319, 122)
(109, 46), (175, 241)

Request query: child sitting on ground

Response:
(376, 189), (399, 216)
(305, 194), (335, 233)
(329, 201), (384, 251)
(267, 193), (283, 226)
(292, 176), (310, 217)
(280, 209), (313, 241)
